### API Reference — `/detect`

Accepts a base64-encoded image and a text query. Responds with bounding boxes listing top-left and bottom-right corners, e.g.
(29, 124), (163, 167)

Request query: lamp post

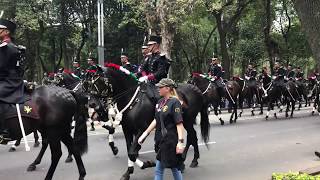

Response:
(97, 0), (104, 66)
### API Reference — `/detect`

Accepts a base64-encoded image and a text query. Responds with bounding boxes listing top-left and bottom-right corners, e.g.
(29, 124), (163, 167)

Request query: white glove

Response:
(245, 76), (250, 80)
(138, 132), (149, 145)
(138, 76), (148, 83)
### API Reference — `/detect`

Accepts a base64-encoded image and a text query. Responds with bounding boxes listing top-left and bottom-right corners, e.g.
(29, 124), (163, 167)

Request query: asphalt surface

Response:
(1, 106), (320, 180)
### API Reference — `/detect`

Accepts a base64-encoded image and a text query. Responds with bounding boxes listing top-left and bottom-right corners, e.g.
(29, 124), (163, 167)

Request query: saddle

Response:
(3, 83), (40, 120)
(3, 99), (39, 120)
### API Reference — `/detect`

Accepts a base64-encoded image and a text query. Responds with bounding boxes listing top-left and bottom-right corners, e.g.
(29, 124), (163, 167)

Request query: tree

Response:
(292, 0), (320, 70)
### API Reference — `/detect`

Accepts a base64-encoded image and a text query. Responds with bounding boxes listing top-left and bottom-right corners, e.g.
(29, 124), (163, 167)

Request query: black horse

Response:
(190, 73), (241, 124)
(260, 76), (299, 119)
(233, 77), (263, 117)
(295, 78), (309, 110)
(2, 85), (88, 180)
(92, 64), (210, 180)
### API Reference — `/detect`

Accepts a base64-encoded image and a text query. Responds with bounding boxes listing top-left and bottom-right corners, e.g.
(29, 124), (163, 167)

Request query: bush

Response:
(272, 172), (320, 180)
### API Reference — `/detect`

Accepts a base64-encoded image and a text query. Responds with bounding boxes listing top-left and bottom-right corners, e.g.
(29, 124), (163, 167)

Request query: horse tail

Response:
(73, 92), (88, 155)
(200, 103), (210, 144)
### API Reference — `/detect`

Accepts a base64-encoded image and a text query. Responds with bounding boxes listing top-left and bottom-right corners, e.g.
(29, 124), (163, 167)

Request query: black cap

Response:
(148, 35), (161, 45)
(0, 19), (16, 33)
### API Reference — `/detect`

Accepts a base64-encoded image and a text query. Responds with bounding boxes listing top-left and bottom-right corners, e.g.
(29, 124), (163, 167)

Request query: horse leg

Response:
(285, 98), (290, 118)
(229, 102), (234, 124)
(102, 123), (118, 155)
(34, 131), (40, 147)
(312, 96), (317, 115)
(121, 129), (134, 180)
(291, 100), (295, 118)
(61, 134), (86, 180)
(9, 139), (21, 152)
(44, 138), (62, 180)
(238, 96), (243, 118)
(266, 102), (271, 120)
(27, 138), (49, 171)
(64, 145), (73, 163)
(234, 101), (238, 123)
(185, 123), (199, 168)
(215, 106), (224, 125)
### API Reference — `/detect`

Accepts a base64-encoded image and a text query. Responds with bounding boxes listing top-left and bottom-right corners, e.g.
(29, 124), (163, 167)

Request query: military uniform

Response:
(295, 71), (304, 80)
(287, 70), (295, 80)
(245, 68), (257, 87)
(208, 63), (224, 97)
(0, 19), (26, 141)
(274, 66), (286, 88)
(73, 67), (84, 79)
(140, 53), (170, 84)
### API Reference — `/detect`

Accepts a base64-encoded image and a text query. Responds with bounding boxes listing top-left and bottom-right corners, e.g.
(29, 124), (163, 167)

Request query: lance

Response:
(16, 104), (30, 151)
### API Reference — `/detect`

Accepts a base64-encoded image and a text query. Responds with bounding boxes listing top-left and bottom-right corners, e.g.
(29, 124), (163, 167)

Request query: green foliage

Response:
(272, 172), (320, 180)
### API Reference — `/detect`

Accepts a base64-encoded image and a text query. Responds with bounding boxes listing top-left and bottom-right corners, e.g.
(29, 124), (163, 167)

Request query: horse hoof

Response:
(312, 111), (315, 116)
(290, 115), (293, 118)
(285, 113), (289, 118)
(265, 116), (269, 120)
(230, 120), (233, 124)
(112, 147), (119, 156)
(219, 110), (222, 114)
(220, 119), (224, 125)
(190, 161), (198, 168)
(8, 147), (16, 152)
(65, 156), (73, 163)
(79, 177), (84, 180)
(90, 127), (95, 131)
(34, 141), (40, 148)
(274, 113), (278, 119)
(27, 164), (36, 171)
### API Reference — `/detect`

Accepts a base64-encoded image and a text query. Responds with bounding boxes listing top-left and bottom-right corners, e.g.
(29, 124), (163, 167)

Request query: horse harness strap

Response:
(242, 80), (246, 92)
(202, 82), (212, 95)
(113, 86), (141, 126)
(225, 85), (235, 104)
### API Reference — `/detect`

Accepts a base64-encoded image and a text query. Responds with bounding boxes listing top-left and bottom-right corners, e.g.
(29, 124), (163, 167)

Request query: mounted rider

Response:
(0, 19), (26, 143)
(86, 56), (104, 77)
(286, 64), (295, 81)
(72, 61), (84, 80)
(245, 64), (257, 87)
(137, 35), (171, 103)
(208, 57), (225, 99)
(273, 62), (286, 89)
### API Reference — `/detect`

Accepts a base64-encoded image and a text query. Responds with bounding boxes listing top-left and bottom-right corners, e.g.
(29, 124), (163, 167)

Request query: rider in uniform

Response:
(72, 61), (84, 79)
(86, 57), (104, 77)
(208, 57), (225, 99)
(295, 67), (304, 81)
(138, 35), (170, 84)
(273, 62), (286, 91)
(0, 19), (26, 143)
(120, 54), (137, 73)
(286, 64), (295, 81)
(245, 64), (257, 87)
(137, 35), (171, 103)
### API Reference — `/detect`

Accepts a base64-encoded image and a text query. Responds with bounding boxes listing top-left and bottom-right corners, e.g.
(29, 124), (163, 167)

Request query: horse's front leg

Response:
(8, 139), (21, 152)
(27, 137), (49, 171)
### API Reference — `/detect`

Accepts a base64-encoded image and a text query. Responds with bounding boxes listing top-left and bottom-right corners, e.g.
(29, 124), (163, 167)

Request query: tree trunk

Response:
(263, 0), (274, 74)
(216, 14), (231, 80)
(292, 0), (320, 69)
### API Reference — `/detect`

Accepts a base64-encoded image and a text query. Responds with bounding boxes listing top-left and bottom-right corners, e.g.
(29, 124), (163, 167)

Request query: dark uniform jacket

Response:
(274, 67), (286, 80)
(0, 42), (25, 104)
(208, 64), (223, 79)
(245, 69), (257, 79)
(73, 67), (83, 79)
(287, 70), (295, 80)
(154, 97), (183, 169)
(295, 72), (304, 80)
(140, 53), (170, 84)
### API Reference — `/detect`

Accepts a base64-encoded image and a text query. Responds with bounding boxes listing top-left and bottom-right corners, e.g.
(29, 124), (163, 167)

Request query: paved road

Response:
(1, 107), (320, 180)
